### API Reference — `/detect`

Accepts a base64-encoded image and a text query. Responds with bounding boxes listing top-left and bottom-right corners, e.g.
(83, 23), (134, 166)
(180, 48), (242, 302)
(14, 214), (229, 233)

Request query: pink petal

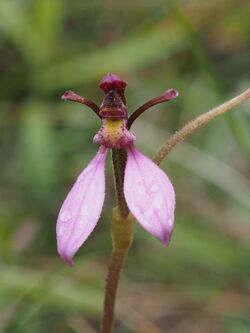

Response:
(56, 147), (107, 265)
(124, 145), (175, 245)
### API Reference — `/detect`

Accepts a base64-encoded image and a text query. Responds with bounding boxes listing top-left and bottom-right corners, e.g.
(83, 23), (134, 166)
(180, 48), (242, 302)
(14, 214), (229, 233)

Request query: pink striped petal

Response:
(56, 147), (107, 265)
(124, 145), (175, 245)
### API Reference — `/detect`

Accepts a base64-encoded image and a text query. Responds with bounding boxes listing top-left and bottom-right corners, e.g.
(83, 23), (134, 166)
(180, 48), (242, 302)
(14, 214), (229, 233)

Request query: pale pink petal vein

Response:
(56, 147), (107, 265)
(124, 145), (175, 245)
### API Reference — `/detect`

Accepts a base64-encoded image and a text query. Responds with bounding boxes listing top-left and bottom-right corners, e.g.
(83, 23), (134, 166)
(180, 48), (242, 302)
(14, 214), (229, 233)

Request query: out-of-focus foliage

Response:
(0, 0), (250, 332)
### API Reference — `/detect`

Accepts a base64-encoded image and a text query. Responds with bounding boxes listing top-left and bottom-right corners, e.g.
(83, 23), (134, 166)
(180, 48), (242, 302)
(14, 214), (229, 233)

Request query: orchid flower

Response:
(57, 74), (178, 265)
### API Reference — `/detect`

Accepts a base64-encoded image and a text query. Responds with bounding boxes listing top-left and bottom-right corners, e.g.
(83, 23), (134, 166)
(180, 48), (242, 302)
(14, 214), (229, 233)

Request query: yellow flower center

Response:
(101, 119), (125, 145)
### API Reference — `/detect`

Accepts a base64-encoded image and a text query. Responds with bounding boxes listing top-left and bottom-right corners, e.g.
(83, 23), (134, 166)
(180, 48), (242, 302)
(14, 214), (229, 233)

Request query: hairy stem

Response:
(154, 88), (250, 165)
(102, 153), (134, 333)
(102, 249), (127, 333)
(111, 149), (129, 217)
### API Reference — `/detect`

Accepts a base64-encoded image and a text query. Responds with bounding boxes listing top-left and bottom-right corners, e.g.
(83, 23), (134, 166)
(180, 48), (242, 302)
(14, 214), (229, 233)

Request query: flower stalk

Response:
(102, 208), (134, 333)
(154, 88), (250, 165)
(101, 150), (135, 333)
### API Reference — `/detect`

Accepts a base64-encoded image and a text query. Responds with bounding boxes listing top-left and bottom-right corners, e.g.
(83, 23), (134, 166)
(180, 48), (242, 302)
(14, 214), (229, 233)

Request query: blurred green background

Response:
(0, 0), (250, 332)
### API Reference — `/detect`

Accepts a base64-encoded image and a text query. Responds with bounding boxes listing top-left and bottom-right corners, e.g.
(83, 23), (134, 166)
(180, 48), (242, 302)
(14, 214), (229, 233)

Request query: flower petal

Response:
(56, 147), (108, 265)
(124, 145), (175, 245)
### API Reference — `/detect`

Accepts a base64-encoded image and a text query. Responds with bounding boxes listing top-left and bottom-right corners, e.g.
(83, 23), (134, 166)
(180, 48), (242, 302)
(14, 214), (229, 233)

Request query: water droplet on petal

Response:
(150, 184), (159, 192)
(58, 225), (66, 236)
(79, 219), (85, 226)
(137, 188), (145, 196)
(168, 219), (173, 227)
(137, 182), (146, 196)
(60, 211), (72, 222)
(80, 205), (89, 217)
(152, 195), (164, 209)
(135, 205), (146, 221)
(144, 207), (154, 219)
(75, 219), (85, 236)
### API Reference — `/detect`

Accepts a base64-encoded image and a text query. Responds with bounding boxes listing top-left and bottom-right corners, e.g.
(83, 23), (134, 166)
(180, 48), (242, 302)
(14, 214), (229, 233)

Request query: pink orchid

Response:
(57, 74), (178, 265)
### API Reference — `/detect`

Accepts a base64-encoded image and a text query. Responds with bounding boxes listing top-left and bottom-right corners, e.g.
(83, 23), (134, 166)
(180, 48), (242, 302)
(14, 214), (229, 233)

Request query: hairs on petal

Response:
(56, 147), (107, 265)
(124, 145), (175, 245)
